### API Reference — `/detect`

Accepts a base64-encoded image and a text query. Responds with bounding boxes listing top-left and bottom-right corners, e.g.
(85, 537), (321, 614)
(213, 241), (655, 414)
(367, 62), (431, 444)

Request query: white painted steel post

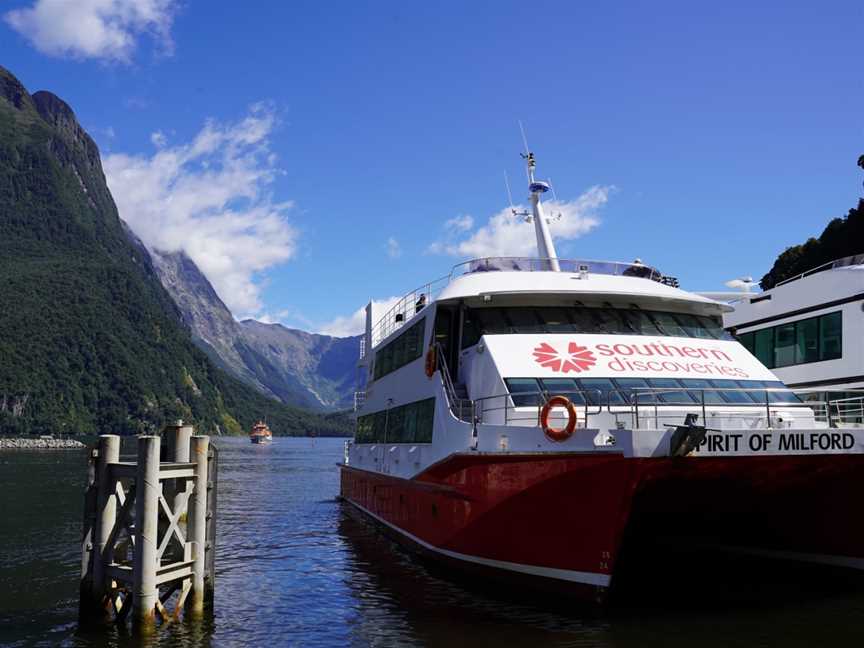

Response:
(132, 435), (160, 630)
(93, 434), (119, 608)
(188, 435), (209, 616)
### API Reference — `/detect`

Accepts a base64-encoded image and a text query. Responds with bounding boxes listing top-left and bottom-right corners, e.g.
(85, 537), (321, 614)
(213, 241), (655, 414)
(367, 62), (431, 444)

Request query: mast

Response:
(523, 151), (560, 272)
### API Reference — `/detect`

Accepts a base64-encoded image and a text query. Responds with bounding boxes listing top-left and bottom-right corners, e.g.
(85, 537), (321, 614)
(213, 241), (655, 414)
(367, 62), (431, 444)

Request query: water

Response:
(3, 437), (864, 647)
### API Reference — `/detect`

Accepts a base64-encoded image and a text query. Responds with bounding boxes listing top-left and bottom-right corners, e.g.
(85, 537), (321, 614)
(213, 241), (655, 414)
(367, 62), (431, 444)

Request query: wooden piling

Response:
(93, 435), (119, 611)
(188, 435), (209, 616)
(132, 435), (160, 630)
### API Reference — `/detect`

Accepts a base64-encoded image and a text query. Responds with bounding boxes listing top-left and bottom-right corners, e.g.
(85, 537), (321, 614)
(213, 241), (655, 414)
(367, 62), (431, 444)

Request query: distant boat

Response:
(249, 420), (273, 444)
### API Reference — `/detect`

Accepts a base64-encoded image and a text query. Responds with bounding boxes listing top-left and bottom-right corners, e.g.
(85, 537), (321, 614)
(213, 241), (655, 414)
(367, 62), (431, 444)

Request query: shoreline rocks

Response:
(0, 437), (87, 450)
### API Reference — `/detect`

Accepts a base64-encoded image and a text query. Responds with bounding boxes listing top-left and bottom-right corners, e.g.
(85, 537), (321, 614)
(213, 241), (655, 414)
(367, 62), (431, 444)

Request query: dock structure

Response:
(79, 422), (218, 630)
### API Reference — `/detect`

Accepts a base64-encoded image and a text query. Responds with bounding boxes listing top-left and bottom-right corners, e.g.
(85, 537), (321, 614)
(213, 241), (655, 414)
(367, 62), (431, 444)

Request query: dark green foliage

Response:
(760, 157), (864, 289)
(0, 66), (349, 436)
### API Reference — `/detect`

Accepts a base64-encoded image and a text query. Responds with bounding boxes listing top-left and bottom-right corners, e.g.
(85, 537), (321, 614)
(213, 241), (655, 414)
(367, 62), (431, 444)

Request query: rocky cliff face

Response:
(149, 249), (360, 411)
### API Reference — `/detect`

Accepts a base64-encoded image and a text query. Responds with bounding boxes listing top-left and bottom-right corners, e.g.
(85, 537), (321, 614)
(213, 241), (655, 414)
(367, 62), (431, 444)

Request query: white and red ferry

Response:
(339, 150), (864, 603)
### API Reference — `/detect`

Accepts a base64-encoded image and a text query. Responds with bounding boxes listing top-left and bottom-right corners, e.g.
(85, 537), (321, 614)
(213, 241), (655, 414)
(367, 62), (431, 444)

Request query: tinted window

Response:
(614, 377), (652, 403)
(539, 378), (586, 405)
(355, 398), (435, 444)
(681, 379), (727, 404)
(374, 318), (426, 380)
(504, 378), (541, 407)
(578, 378), (626, 405)
(735, 311), (842, 369)
(646, 378), (697, 404)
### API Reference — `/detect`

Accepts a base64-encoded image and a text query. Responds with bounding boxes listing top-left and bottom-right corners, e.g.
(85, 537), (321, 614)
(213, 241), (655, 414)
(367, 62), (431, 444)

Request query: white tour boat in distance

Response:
(339, 149), (864, 603)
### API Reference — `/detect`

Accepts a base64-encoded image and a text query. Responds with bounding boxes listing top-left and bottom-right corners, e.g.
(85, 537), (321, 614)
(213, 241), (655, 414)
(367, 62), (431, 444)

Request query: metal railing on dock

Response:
(79, 422), (217, 631)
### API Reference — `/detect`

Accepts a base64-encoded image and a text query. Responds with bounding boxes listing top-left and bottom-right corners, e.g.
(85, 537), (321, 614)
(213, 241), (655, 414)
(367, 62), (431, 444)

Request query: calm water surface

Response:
(3, 437), (864, 647)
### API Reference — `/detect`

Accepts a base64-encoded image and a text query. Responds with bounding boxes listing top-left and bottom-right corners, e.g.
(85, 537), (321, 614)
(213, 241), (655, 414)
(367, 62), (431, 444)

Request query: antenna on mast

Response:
(518, 120), (530, 155)
(505, 170), (531, 222)
(504, 171), (515, 212)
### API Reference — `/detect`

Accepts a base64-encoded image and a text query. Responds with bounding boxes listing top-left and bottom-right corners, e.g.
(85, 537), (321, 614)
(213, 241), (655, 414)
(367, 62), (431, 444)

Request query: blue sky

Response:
(2, 1), (862, 335)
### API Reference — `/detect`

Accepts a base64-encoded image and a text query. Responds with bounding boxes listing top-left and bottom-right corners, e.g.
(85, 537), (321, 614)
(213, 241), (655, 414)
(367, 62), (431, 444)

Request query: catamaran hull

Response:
(339, 452), (864, 603)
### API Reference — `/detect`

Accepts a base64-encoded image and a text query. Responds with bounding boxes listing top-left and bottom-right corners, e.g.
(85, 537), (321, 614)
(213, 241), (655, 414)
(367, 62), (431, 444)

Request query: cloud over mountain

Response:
(104, 104), (298, 317)
(4, 0), (178, 62)
(428, 186), (612, 258)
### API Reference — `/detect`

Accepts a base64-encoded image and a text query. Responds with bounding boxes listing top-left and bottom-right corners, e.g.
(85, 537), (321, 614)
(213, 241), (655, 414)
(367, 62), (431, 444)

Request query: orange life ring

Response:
(540, 395), (577, 442)
(424, 346), (437, 378)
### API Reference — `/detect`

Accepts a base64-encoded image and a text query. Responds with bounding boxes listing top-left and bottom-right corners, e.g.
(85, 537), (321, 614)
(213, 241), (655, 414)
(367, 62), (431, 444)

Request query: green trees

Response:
(760, 156), (864, 290)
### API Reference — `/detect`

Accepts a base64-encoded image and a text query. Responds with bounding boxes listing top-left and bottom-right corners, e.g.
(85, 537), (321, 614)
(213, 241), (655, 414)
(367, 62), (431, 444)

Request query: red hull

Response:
(339, 452), (864, 603)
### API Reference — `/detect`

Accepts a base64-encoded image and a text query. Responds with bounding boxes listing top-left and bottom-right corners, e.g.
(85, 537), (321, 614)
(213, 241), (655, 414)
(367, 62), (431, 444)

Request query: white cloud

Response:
(386, 236), (402, 259)
(150, 130), (167, 148)
(4, 0), (177, 62)
(318, 296), (402, 338)
(104, 104), (298, 318)
(428, 186), (612, 257)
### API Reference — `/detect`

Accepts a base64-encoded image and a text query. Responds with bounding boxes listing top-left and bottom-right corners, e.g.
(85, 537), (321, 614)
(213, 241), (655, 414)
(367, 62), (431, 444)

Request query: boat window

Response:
(734, 311), (842, 368)
(542, 308), (576, 333)
(355, 398), (435, 444)
(614, 377), (652, 403)
(591, 309), (628, 334)
(796, 318), (819, 364)
(618, 310), (662, 335)
(648, 311), (687, 337)
(504, 378), (542, 407)
(773, 323), (796, 368)
(737, 331), (755, 355)
(374, 318), (426, 381)
(680, 379), (727, 404)
(475, 308), (510, 335)
(760, 380), (802, 404)
(754, 328), (775, 369)
(461, 306), (734, 340)
(503, 378), (798, 408)
(708, 380), (752, 404)
(577, 378), (626, 405)
(645, 378), (697, 404)
(735, 380), (765, 403)
(819, 311), (842, 360)
(504, 308), (545, 333)
(539, 378), (586, 405)
(698, 315), (733, 340)
(673, 313), (715, 339)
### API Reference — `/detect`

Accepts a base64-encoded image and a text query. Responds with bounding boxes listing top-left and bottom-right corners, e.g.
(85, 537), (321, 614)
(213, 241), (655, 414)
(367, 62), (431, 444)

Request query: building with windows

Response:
(724, 255), (864, 400)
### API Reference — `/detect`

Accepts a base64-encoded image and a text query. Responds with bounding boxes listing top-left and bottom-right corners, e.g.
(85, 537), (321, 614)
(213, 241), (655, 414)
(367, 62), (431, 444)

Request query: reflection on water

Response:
(3, 437), (864, 647)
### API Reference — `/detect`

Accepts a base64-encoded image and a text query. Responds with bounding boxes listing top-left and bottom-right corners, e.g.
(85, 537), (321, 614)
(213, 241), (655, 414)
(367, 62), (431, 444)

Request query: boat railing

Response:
(433, 343), (475, 424)
(774, 253), (864, 287)
(470, 387), (852, 431)
(449, 256), (665, 282)
(370, 274), (450, 347)
(369, 256), (671, 347)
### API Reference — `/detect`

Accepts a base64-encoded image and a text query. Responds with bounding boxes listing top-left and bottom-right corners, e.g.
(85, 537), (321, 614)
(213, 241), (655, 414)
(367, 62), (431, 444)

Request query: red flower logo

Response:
(532, 342), (597, 373)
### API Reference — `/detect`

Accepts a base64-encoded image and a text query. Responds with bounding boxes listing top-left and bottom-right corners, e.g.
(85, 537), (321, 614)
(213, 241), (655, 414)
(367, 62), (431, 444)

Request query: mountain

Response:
(759, 157), (864, 290)
(0, 65), (350, 436)
(149, 249), (360, 411)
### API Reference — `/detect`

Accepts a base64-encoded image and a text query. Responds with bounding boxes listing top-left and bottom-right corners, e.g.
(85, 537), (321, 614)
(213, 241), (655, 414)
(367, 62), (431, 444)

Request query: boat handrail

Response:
(433, 342), (474, 424)
(449, 257), (664, 282)
(369, 256), (670, 347)
(469, 387), (863, 430)
(774, 253), (864, 288)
